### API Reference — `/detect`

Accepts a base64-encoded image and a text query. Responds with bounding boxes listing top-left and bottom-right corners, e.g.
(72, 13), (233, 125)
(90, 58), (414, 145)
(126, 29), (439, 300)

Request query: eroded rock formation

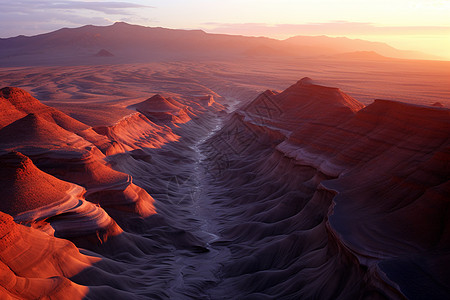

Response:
(0, 81), (448, 299)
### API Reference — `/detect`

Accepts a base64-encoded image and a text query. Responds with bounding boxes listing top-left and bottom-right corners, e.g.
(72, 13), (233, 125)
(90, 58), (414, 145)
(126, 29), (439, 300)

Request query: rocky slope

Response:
(0, 80), (448, 299)
(200, 78), (449, 299)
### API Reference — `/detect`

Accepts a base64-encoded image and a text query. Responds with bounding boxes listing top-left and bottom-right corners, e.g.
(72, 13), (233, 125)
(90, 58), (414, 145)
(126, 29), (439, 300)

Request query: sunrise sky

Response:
(1, 0), (449, 59)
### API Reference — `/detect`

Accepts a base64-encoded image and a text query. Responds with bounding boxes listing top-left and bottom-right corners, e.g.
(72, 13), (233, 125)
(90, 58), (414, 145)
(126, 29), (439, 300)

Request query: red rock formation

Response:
(93, 113), (179, 151)
(203, 79), (449, 299)
(0, 152), (73, 216)
(0, 211), (91, 299)
(0, 86), (122, 155)
(0, 88), (156, 227)
(243, 78), (364, 138)
(1, 80), (447, 299)
(0, 151), (122, 240)
(0, 113), (94, 151)
(130, 94), (191, 124)
(0, 87), (88, 132)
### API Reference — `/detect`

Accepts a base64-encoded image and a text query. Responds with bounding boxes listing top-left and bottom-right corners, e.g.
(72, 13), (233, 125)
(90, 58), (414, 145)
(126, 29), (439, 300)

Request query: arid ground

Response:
(0, 23), (449, 299)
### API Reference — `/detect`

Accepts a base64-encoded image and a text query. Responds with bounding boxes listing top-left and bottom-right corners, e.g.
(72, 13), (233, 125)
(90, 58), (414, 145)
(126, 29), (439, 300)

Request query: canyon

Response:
(0, 23), (449, 299)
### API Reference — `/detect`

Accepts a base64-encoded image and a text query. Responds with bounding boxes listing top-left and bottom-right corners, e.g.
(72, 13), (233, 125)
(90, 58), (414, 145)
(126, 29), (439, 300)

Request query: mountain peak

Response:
(95, 49), (114, 57)
(135, 94), (183, 112)
(0, 151), (73, 216)
(297, 77), (314, 85)
(1, 86), (32, 100)
(0, 112), (76, 146)
(280, 78), (365, 113)
(0, 87), (40, 108)
(0, 151), (31, 170)
(112, 21), (132, 27)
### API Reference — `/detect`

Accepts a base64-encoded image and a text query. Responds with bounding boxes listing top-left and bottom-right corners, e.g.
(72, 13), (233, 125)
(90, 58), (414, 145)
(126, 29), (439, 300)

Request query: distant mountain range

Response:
(0, 22), (439, 66)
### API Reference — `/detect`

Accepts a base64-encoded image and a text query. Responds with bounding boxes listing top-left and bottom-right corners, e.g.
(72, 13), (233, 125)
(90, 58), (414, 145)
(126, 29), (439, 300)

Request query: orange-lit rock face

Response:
(0, 87), (89, 132)
(94, 112), (180, 151)
(0, 74), (448, 300)
(0, 88), (157, 222)
(244, 78), (364, 131)
(0, 151), (123, 243)
(131, 94), (192, 125)
(0, 211), (91, 299)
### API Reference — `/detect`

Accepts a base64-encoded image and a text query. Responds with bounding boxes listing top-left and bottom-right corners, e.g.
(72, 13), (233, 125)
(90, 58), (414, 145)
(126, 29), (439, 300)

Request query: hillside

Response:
(0, 22), (435, 66)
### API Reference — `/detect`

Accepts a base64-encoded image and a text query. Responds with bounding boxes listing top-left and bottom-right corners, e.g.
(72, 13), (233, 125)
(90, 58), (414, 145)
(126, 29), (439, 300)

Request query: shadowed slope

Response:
(1, 77), (448, 299)
(0, 87), (157, 223)
(0, 151), (122, 243)
(0, 152), (73, 216)
(319, 100), (450, 299)
(0, 113), (92, 150)
(201, 79), (449, 299)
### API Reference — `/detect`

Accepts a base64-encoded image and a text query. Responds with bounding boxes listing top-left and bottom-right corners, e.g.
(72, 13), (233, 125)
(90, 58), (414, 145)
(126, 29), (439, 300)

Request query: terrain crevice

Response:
(0, 80), (449, 299)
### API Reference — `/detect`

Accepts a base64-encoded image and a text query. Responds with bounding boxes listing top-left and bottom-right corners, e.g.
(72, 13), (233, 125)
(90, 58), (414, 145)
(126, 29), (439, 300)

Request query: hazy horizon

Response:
(1, 21), (448, 62)
(0, 0), (449, 60)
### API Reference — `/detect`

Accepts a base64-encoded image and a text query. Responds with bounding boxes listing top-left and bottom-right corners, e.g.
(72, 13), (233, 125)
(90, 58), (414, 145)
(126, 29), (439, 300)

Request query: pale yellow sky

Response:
(1, 0), (449, 59)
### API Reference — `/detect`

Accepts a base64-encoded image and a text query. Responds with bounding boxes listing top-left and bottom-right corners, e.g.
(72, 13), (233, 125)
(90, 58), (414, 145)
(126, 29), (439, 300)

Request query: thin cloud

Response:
(0, 0), (154, 37)
(203, 21), (450, 38)
(48, 1), (153, 14)
(0, 1), (152, 14)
